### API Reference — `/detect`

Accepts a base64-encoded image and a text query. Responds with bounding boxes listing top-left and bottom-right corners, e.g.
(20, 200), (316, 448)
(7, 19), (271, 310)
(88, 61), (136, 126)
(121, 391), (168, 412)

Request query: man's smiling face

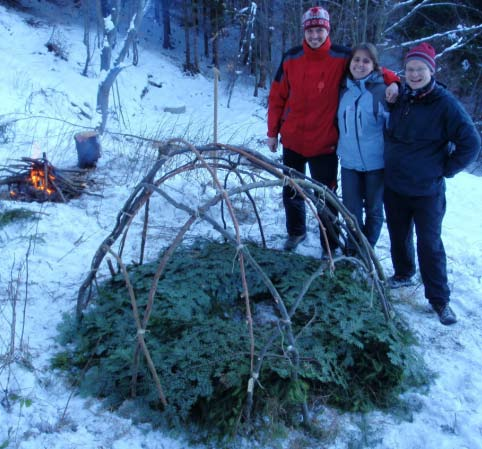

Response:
(304, 27), (328, 49)
(405, 59), (432, 90)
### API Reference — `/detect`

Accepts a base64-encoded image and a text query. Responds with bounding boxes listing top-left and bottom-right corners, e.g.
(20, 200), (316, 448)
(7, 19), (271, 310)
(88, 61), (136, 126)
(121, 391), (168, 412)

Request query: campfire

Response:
(0, 153), (92, 203)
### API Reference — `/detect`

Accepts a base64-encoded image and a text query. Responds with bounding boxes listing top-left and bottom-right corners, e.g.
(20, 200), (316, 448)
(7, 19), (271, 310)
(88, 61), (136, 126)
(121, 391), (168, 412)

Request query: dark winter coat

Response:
(337, 71), (389, 171)
(384, 81), (481, 196)
(267, 38), (399, 158)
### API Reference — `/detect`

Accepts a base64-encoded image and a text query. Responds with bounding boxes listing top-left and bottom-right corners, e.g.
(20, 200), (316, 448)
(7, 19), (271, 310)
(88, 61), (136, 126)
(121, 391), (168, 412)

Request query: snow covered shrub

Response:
(45, 28), (69, 61)
(0, 119), (15, 144)
(54, 242), (428, 435)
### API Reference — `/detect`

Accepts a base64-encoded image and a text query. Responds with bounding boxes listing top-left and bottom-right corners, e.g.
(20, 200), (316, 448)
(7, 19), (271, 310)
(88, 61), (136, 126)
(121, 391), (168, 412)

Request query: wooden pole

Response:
(212, 67), (220, 179)
(213, 67), (220, 144)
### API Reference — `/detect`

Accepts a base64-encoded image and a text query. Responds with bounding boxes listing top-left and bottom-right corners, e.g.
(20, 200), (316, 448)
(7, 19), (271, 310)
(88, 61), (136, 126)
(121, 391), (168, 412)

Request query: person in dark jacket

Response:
(384, 42), (481, 325)
(267, 6), (399, 254)
(337, 43), (389, 252)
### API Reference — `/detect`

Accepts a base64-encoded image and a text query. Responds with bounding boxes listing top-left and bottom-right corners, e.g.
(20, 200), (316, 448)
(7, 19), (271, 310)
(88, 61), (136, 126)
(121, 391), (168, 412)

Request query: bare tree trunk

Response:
(182, 0), (193, 73)
(154, 0), (160, 23)
(256, 0), (272, 89)
(373, 0), (389, 44)
(361, 0), (369, 43)
(161, 0), (172, 49)
(98, 0), (119, 71)
(210, 1), (223, 69)
(193, 0), (200, 72)
(81, 0), (93, 76)
(281, 1), (288, 55)
(202, 0), (209, 58)
(96, 0), (148, 133)
(280, 0), (303, 51)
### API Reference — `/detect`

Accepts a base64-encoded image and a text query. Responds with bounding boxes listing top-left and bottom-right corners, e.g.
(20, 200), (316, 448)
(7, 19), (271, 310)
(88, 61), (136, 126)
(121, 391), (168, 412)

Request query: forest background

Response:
(8, 0), (479, 136)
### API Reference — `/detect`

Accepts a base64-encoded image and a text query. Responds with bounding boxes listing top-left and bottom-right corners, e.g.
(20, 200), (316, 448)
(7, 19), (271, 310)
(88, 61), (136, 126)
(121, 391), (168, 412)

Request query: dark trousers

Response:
(384, 186), (450, 305)
(341, 167), (384, 248)
(282, 148), (338, 251)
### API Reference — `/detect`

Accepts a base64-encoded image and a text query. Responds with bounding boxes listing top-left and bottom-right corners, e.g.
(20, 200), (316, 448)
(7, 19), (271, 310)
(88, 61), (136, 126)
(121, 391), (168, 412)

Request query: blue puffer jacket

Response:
(384, 81), (481, 196)
(337, 72), (388, 171)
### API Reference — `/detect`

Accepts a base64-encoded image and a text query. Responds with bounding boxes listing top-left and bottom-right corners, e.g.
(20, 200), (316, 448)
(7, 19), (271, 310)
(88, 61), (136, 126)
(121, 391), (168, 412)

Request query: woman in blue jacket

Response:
(337, 43), (389, 252)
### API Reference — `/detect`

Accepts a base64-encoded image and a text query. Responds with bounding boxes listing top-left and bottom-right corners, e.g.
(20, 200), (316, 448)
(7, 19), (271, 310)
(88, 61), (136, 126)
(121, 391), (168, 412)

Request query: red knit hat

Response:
(302, 7), (330, 32)
(405, 43), (436, 73)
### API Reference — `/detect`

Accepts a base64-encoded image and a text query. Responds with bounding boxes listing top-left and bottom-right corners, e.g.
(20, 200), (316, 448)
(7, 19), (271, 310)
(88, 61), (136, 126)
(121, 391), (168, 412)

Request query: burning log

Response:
(0, 153), (94, 203)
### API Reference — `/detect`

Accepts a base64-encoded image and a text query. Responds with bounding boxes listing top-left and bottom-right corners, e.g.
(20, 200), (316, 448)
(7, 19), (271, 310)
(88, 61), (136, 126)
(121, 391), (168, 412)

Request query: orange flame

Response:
(29, 168), (56, 195)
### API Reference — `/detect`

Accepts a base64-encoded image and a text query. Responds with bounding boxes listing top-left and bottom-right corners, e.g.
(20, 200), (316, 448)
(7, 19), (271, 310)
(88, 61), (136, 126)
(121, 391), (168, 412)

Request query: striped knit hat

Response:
(405, 43), (436, 73)
(302, 7), (330, 32)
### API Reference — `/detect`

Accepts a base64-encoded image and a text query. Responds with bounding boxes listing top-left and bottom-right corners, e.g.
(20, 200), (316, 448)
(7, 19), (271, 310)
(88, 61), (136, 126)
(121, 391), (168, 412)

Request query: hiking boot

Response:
(284, 234), (306, 251)
(432, 303), (457, 326)
(387, 275), (416, 289)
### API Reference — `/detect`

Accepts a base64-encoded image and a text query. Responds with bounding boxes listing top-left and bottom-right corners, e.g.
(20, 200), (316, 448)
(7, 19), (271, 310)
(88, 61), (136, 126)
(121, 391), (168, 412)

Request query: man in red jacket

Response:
(267, 6), (399, 253)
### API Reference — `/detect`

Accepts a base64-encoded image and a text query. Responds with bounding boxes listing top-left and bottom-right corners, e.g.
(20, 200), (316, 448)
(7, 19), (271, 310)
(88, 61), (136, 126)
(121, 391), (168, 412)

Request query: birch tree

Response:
(96, 0), (150, 133)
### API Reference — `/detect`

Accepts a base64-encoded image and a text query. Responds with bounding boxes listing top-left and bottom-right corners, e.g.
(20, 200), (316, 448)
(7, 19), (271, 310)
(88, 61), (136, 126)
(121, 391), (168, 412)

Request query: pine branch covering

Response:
(54, 242), (428, 435)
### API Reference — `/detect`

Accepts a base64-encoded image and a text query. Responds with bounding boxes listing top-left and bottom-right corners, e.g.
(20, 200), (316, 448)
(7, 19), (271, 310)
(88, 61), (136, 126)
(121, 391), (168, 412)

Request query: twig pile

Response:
(0, 153), (90, 202)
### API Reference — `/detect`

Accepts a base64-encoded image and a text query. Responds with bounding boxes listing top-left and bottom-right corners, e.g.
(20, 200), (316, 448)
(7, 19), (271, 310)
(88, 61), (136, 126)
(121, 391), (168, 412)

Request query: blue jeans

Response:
(384, 186), (450, 305)
(282, 148), (338, 251)
(341, 167), (384, 248)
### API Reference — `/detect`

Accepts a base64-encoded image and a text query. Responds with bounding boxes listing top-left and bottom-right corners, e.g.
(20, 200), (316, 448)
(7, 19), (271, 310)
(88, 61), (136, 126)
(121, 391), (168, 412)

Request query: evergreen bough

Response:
(54, 242), (428, 435)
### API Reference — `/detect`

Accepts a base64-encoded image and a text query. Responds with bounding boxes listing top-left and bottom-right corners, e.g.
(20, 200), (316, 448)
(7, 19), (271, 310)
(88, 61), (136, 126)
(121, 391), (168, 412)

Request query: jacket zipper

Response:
(354, 97), (367, 171)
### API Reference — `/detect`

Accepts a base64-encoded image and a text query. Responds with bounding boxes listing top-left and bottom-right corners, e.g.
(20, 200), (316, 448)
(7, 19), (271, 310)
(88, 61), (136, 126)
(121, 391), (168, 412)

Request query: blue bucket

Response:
(75, 131), (101, 168)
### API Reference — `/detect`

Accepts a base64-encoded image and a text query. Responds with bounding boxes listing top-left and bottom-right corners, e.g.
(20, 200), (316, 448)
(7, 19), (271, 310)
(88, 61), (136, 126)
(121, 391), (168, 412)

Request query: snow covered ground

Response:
(1, 3), (482, 448)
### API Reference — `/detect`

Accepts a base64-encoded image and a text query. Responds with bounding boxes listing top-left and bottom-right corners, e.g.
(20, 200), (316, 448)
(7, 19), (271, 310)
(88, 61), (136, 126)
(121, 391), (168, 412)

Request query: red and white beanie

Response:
(302, 6), (330, 32)
(405, 43), (437, 73)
